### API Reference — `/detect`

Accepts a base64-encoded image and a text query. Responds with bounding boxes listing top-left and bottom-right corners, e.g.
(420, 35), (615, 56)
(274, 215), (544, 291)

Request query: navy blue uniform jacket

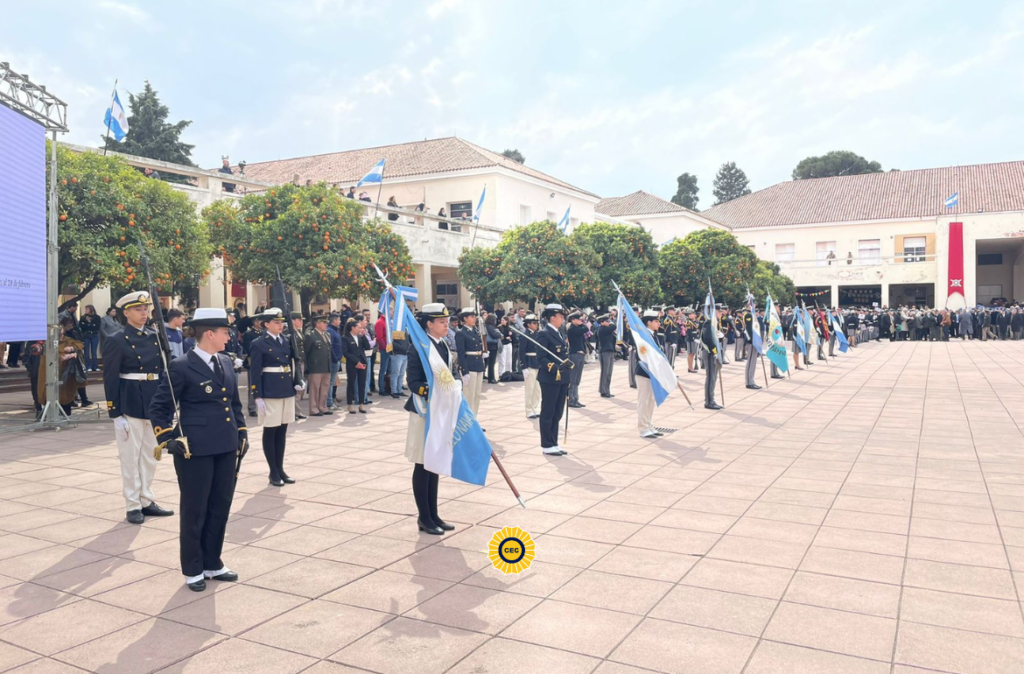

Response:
(455, 327), (485, 374)
(149, 350), (245, 456)
(248, 334), (297, 399)
(535, 324), (572, 384)
(103, 326), (164, 420)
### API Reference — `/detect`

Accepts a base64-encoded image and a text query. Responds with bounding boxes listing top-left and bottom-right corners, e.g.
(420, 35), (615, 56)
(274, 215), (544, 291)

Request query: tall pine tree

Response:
(671, 172), (699, 210)
(712, 162), (751, 205)
(102, 81), (195, 172)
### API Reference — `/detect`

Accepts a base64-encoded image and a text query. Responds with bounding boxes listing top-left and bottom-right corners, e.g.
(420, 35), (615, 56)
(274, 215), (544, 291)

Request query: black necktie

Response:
(212, 354), (224, 381)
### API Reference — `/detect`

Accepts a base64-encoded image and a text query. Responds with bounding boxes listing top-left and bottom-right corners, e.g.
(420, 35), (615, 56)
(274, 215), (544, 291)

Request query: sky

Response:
(3, 0), (1023, 208)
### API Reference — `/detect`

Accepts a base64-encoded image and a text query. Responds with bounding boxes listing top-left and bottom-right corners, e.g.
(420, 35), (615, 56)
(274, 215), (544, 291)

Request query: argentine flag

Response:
(472, 186), (486, 223)
(747, 293), (764, 356)
(399, 300), (491, 485)
(802, 303), (817, 351)
(792, 306), (807, 356)
(765, 295), (789, 373)
(944, 192), (958, 208)
(378, 284), (419, 348)
(104, 89), (129, 142)
(617, 295), (676, 406)
(830, 311), (850, 353)
(557, 206), (571, 232)
(357, 158), (386, 187)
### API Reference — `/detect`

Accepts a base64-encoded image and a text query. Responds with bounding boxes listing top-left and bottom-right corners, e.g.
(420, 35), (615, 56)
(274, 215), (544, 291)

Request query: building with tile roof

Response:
(595, 190), (726, 243)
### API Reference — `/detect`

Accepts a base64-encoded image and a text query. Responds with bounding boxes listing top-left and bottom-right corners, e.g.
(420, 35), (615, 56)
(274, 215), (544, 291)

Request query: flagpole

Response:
(762, 357), (770, 388)
(372, 163), (385, 220)
(102, 79), (117, 157)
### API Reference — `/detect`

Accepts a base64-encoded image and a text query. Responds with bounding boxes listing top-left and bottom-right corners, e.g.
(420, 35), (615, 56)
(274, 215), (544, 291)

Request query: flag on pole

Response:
(944, 192), (959, 208)
(615, 302), (625, 342)
(616, 294), (676, 406)
(472, 186), (486, 223)
(747, 292), (764, 356)
(378, 284), (419, 347)
(765, 295), (789, 373)
(557, 206), (571, 232)
(357, 158), (386, 187)
(104, 89), (130, 142)
(830, 310), (850, 353)
(704, 283), (721, 356)
(792, 305), (807, 356)
(398, 299), (491, 485)
(802, 302), (817, 351)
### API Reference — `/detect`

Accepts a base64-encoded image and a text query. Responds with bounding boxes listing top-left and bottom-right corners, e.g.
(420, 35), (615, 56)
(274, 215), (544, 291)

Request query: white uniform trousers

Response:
(462, 371), (484, 417)
(523, 368), (541, 417)
(116, 415), (159, 512)
(636, 377), (657, 436)
(497, 344), (512, 377)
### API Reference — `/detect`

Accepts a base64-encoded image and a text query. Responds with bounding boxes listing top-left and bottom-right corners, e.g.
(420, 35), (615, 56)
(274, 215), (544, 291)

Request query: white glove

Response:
(233, 357), (243, 370)
(256, 398), (267, 416)
(294, 382), (305, 391)
(114, 417), (130, 442)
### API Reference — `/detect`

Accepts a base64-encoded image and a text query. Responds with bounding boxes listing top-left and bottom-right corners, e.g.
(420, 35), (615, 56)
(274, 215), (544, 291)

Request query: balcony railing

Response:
(775, 253), (937, 270)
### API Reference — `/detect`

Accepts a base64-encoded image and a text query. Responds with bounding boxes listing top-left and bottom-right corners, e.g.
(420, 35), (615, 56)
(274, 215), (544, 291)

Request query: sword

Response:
(508, 326), (574, 368)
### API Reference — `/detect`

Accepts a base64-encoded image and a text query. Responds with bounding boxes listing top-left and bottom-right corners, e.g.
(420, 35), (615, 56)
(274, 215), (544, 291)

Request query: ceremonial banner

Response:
(802, 302), (817, 351)
(765, 295), (789, 373)
(947, 221), (965, 309)
(747, 294), (764, 356)
(830, 311), (850, 353)
(400, 301), (491, 485)
(618, 295), (675, 405)
(378, 285), (419, 348)
(792, 306), (807, 356)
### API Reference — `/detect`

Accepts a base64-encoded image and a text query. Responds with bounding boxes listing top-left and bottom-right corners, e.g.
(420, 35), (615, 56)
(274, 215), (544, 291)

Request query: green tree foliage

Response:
(658, 229), (760, 308)
(570, 222), (660, 309)
(670, 172), (699, 210)
(457, 221), (600, 307)
(204, 183), (412, 314)
(712, 161), (751, 205)
(751, 260), (796, 306)
(102, 81), (195, 173)
(501, 148), (525, 164)
(792, 150), (883, 180)
(53, 143), (210, 311)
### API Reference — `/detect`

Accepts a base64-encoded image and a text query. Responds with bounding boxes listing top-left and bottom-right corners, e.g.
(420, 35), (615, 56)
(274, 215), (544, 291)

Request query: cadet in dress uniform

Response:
(662, 308), (680, 367)
(734, 309), (747, 362)
(684, 308), (700, 373)
(242, 317), (265, 416)
(289, 312), (308, 420)
(536, 304), (574, 456)
(814, 309), (830, 361)
(102, 291), (175, 525)
(718, 308), (731, 365)
(519, 314), (542, 419)
(633, 310), (666, 438)
(404, 303), (456, 536)
(626, 315), (639, 389)
(566, 311), (588, 408)
(149, 309), (244, 592)
(702, 305), (723, 409)
(743, 308), (762, 390)
(596, 314), (616, 398)
(455, 308), (485, 417)
(249, 308), (303, 486)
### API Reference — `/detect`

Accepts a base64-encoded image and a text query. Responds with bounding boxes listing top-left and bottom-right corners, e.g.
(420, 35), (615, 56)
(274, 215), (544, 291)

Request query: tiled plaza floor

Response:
(0, 339), (1023, 674)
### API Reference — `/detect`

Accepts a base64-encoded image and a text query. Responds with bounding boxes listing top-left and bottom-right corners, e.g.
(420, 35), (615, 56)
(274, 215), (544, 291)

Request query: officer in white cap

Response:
(518, 314), (541, 418)
(102, 291), (174, 525)
(535, 304), (573, 455)
(456, 307), (485, 417)
(633, 310), (666, 438)
(149, 308), (245, 591)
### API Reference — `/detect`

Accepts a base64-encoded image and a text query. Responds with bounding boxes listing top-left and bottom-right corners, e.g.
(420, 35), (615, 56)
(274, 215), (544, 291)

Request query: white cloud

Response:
(427, 0), (465, 20)
(95, 0), (150, 24)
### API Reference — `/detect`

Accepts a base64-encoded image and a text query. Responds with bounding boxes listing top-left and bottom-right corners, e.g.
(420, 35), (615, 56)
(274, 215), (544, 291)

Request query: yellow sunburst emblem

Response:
(433, 364), (459, 391)
(488, 526), (535, 574)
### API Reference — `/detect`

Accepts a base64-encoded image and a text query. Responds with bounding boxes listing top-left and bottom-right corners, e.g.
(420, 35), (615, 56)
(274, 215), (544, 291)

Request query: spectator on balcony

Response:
(437, 207), (449, 230)
(143, 167), (162, 181)
(386, 196), (400, 221)
(358, 191), (372, 202)
(846, 252), (853, 265)
(219, 156), (236, 193)
(346, 186), (355, 199)
(825, 250), (836, 266)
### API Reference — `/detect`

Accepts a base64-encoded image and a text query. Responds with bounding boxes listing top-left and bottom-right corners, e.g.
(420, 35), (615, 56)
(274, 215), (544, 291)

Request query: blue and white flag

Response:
(104, 89), (130, 142)
(747, 293), (764, 356)
(704, 284), (721, 356)
(617, 294), (676, 406)
(792, 306), (807, 356)
(765, 295), (789, 373)
(615, 302), (625, 342)
(802, 302), (817, 351)
(829, 311), (850, 353)
(357, 158), (386, 187)
(944, 192), (959, 208)
(378, 284), (419, 347)
(557, 206), (571, 232)
(398, 300), (491, 485)
(472, 186), (486, 223)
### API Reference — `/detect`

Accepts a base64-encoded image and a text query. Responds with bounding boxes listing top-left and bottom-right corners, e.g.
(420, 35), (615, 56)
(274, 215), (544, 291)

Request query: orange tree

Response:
(204, 182), (412, 314)
(53, 143), (210, 311)
(658, 229), (761, 308)
(458, 220), (600, 309)
(571, 222), (660, 309)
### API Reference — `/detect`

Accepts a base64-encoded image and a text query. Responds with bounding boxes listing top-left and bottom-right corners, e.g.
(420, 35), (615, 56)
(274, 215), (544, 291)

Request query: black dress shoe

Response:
(187, 579), (206, 592)
(417, 518), (444, 535)
(269, 479), (285, 487)
(141, 503), (174, 517)
(704, 403), (723, 410)
(126, 509), (144, 525)
(746, 384), (762, 390)
(323, 410), (334, 416)
(206, 570), (238, 582)
(296, 413), (307, 420)
(600, 393), (611, 398)
(362, 399), (373, 405)
(568, 402), (583, 408)
(771, 374), (785, 379)
(249, 412), (257, 418)
(434, 518), (455, 531)
(312, 412), (324, 417)
(281, 476), (296, 484)
(392, 394), (402, 399)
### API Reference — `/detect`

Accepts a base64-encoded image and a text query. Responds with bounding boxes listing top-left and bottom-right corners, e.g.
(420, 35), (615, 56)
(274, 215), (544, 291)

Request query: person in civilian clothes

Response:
(326, 313), (343, 408)
(596, 314), (616, 398)
(702, 305), (723, 410)
(343, 318), (369, 414)
(519, 313), (541, 418)
(358, 315), (376, 406)
(149, 308), (244, 592)
(102, 291), (175, 525)
(536, 304), (574, 456)
(456, 308), (485, 417)
(566, 311), (588, 408)
(304, 315), (333, 416)
(404, 303), (456, 536)
(249, 308), (302, 486)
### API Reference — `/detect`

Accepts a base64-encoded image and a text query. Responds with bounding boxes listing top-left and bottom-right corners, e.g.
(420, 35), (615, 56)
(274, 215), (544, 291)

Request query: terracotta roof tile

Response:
(596, 190), (690, 217)
(701, 160), (1024, 229)
(235, 137), (597, 197)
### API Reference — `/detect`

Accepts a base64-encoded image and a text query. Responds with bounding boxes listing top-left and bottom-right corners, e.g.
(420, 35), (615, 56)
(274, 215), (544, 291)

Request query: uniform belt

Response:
(464, 351), (483, 356)
(263, 366), (291, 373)
(573, 350), (585, 354)
(525, 352), (537, 356)
(120, 373), (160, 381)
